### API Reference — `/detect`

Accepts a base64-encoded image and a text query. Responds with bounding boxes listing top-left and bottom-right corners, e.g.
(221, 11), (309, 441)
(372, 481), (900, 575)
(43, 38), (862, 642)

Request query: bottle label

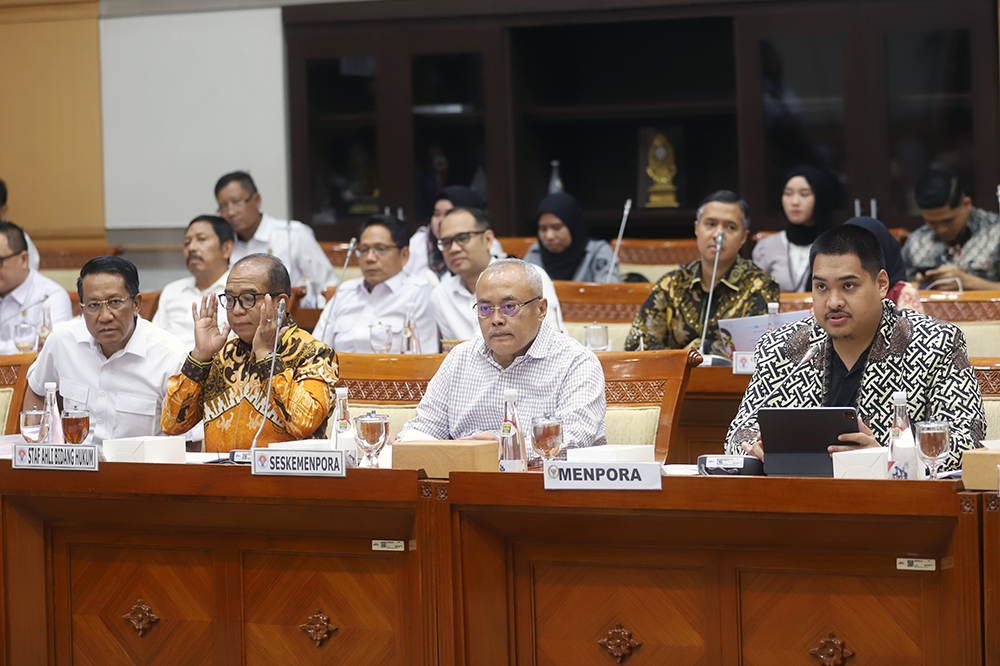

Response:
(499, 459), (526, 473)
(501, 420), (514, 436)
(337, 419), (351, 433)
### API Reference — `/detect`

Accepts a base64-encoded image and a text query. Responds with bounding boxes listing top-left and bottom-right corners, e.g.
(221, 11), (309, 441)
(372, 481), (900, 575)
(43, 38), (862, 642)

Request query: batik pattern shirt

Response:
(161, 316), (339, 452)
(902, 207), (1000, 282)
(624, 255), (779, 357)
(724, 300), (985, 471)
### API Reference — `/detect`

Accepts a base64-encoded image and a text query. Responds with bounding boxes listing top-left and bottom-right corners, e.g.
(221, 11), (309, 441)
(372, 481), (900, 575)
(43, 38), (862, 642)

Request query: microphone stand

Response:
(317, 236), (356, 343)
(251, 299), (287, 450)
(698, 228), (731, 366)
(607, 199), (631, 283)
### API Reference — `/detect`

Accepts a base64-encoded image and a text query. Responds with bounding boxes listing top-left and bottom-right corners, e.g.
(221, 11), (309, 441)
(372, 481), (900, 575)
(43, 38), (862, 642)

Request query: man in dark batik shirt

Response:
(625, 190), (779, 357)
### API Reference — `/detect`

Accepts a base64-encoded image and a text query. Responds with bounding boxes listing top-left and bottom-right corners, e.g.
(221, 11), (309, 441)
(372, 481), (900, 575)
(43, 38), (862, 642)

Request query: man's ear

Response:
(221, 240), (234, 262)
(877, 269), (890, 297)
(537, 297), (548, 321)
(484, 228), (495, 245)
(133, 293), (143, 317)
(399, 246), (410, 267)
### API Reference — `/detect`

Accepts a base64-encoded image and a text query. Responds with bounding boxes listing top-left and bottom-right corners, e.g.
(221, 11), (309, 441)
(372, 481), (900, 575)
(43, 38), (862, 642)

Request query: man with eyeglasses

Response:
(399, 258), (606, 450)
(152, 215), (234, 348)
(161, 253), (339, 452)
(0, 179), (41, 271)
(214, 171), (337, 289)
(313, 215), (437, 353)
(0, 221), (71, 353)
(25, 256), (187, 446)
(431, 207), (565, 344)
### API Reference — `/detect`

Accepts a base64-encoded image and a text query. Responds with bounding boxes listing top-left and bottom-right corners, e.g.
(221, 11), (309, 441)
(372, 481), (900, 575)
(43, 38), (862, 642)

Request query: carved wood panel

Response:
(561, 302), (643, 323)
(243, 551), (400, 665)
(739, 570), (923, 664)
(67, 544), (215, 665)
(338, 379), (428, 403)
(604, 380), (665, 405)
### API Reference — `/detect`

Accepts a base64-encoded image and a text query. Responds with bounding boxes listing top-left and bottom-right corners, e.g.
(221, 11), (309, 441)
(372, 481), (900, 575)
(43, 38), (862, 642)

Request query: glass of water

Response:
(13, 320), (36, 354)
(531, 414), (563, 461)
(369, 322), (392, 354)
(20, 410), (49, 443)
(354, 412), (390, 468)
(583, 322), (609, 352)
(915, 420), (950, 480)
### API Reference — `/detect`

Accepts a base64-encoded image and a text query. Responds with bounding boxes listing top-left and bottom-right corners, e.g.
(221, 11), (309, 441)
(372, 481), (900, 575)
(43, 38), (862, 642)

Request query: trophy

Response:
(643, 132), (679, 208)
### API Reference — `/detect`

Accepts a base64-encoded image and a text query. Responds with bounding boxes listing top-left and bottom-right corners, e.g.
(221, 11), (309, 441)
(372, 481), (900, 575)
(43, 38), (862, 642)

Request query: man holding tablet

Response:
(726, 224), (984, 471)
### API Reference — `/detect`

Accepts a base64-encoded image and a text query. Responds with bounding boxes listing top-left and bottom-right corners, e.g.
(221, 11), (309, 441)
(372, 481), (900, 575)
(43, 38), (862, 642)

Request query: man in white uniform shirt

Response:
(0, 222), (71, 352)
(401, 258), (605, 450)
(314, 215), (437, 352)
(152, 215), (234, 348)
(214, 171), (337, 288)
(1, 178), (41, 271)
(25, 257), (186, 446)
(431, 207), (565, 344)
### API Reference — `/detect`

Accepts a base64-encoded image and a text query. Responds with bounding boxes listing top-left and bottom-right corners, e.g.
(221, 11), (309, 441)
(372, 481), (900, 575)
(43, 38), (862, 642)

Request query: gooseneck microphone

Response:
(698, 228), (731, 366)
(607, 199), (632, 283)
(0, 292), (52, 328)
(317, 237), (357, 343)
(251, 299), (287, 450)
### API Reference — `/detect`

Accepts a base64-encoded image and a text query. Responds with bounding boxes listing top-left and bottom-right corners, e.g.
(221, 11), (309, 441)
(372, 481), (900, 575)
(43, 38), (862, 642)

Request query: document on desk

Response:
(718, 309), (810, 353)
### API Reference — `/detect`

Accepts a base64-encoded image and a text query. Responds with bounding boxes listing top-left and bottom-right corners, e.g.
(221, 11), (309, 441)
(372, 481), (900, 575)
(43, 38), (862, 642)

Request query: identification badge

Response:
(12, 444), (99, 471)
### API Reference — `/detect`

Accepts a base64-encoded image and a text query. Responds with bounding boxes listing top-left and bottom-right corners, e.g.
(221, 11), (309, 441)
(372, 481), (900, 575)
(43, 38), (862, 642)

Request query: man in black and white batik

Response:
(726, 224), (984, 472)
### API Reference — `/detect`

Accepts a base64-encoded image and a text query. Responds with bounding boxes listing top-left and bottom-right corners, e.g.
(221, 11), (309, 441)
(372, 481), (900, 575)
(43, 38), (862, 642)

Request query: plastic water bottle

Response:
(766, 302), (779, 333)
(889, 391), (919, 479)
(499, 389), (527, 472)
(42, 382), (64, 444)
(332, 387), (358, 466)
(401, 303), (421, 354)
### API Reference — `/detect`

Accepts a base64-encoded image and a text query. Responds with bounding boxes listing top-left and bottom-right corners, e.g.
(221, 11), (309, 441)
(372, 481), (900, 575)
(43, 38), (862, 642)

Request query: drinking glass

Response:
(61, 409), (90, 444)
(531, 414), (563, 461)
(369, 322), (392, 354)
(354, 412), (390, 468)
(584, 323), (610, 352)
(20, 410), (49, 443)
(915, 420), (950, 480)
(13, 320), (36, 354)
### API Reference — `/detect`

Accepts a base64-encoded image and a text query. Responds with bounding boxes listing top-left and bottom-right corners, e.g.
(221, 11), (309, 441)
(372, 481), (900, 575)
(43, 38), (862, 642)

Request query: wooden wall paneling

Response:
(455, 514), (508, 666)
(944, 492), (983, 665)
(416, 480), (453, 666)
(1, 499), (47, 666)
(984, 492), (1000, 665)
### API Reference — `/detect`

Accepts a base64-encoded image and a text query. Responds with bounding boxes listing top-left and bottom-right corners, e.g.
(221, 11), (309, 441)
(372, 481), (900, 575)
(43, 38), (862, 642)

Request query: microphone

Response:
(317, 237), (356, 343)
(607, 199), (632, 283)
(698, 228), (730, 366)
(250, 297), (288, 450)
(0, 292), (52, 328)
(758, 342), (822, 406)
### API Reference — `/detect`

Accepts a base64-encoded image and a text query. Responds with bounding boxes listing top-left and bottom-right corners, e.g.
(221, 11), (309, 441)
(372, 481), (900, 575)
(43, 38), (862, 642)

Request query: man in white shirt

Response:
(314, 215), (437, 353)
(401, 258), (605, 450)
(152, 215), (234, 348)
(1, 178), (41, 270)
(25, 256), (186, 446)
(214, 171), (337, 288)
(431, 207), (565, 344)
(0, 221), (71, 352)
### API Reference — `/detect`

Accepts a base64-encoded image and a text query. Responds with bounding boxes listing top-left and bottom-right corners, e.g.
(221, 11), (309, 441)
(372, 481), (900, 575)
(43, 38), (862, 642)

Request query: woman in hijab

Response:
(525, 192), (622, 282)
(845, 216), (923, 313)
(752, 166), (835, 292)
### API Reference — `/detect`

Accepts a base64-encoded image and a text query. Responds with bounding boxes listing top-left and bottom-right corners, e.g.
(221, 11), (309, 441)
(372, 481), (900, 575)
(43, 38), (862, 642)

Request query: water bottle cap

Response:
(767, 302), (779, 314)
(45, 382), (56, 390)
(504, 388), (518, 401)
(892, 391), (906, 405)
(335, 387), (348, 398)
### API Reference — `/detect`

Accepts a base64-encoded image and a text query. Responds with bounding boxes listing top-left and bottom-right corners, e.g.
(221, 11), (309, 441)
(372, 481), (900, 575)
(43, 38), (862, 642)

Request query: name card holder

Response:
(251, 448), (347, 477)
(543, 461), (662, 490)
(13, 444), (99, 471)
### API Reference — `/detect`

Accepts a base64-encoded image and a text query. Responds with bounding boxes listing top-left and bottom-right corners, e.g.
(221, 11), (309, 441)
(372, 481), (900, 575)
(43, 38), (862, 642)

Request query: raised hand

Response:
(252, 294), (289, 362)
(191, 293), (231, 362)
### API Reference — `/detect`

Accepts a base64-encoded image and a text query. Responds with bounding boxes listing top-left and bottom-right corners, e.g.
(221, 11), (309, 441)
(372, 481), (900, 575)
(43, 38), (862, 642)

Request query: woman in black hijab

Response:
(845, 216), (923, 312)
(752, 166), (835, 291)
(525, 192), (621, 282)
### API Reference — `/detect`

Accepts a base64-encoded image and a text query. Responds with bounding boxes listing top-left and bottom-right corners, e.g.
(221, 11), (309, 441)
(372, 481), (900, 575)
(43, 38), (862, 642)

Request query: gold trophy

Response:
(645, 132), (679, 208)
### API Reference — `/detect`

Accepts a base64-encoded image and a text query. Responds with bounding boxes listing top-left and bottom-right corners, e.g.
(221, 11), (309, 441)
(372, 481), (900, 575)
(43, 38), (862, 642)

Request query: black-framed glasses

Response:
(218, 292), (284, 310)
(0, 251), (25, 268)
(437, 230), (486, 251)
(216, 195), (253, 214)
(355, 244), (398, 257)
(474, 296), (541, 319)
(82, 296), (133, 316)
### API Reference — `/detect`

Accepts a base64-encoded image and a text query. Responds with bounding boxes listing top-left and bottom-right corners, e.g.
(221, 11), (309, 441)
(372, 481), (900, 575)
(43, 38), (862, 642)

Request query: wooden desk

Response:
(676, 367), (750, 463)
(0, 462), (985, 665)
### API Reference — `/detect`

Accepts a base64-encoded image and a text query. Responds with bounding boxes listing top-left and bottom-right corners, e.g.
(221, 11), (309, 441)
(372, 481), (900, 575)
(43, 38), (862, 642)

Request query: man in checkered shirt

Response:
(400, 258), (607, 450)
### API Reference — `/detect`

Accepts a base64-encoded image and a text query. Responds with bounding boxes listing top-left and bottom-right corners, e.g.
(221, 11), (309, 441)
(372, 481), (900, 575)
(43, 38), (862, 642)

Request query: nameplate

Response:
(543, 461), (662, 490)
(12, 444), (99, 471)
(251, 449), (346, 477)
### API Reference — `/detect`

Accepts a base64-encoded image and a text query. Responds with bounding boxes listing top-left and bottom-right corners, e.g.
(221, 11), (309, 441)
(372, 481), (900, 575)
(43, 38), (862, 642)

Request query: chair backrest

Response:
(335, 353), (446, 434)
(598, 349), (700, 464)
(613, 238), (700, 265)
(554, 281), (653, 323)
(0, 353), (37, 434)
(919, 290), (1000, 321)
(494, 236), (536, 260)
(37, 245), (123, 269)
(972, 358), (1000, 440)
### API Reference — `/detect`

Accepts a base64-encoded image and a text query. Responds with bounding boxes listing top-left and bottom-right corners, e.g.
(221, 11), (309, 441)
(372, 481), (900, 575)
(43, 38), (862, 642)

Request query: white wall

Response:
(100, 8), (289, 230)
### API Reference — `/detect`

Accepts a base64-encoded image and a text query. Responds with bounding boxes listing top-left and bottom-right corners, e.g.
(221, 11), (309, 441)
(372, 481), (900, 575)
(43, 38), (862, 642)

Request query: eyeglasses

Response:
(437, 230), (486, 251)
(0, 251), (24, 268)
(216, 195), (253, 214)
(355, 244), (398, 257)
(218, 292), (284, 310)
(474, 296), (541, 319)
(82, 297), (133, 316)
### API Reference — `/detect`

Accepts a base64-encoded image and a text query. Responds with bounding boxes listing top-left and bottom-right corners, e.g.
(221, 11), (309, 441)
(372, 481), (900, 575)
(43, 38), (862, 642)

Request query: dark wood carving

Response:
(974, 366), (1000, 395)
(561, 302), (642, 323)
(122, 599), (159, 637)
(961, 495), (976, 514)
(986, 495), (1000, 512)
(300, 608), (337, 647)
(597, 622), (641, 663)
(809, 632), (855, 665)
(338, 378), (429, 403)
(420, 483), (433, 498)
(604, 380), (666, 405)
(436, 485), (448, 500)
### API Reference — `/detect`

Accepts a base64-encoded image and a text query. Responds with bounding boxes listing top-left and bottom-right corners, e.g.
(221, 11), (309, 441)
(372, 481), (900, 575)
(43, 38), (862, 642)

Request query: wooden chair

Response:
(554, 281), (653, 351)
(336, 353), (445, 434)
(0, 353), (36, 434)
(971, 358), (1000, 440)
(37, 245), (122, 269)
(494, 236), (536, 260)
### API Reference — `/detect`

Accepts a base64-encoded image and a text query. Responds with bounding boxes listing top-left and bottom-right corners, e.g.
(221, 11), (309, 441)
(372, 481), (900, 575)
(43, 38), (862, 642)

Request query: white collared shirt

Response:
(26, 318), (187, 445)
(0, 270), (72, 354)
(230, 212), (338, 287)
(313, 271), (438, 353)
(400, 319), (606, 449)
(152, 270), (230, 349)
(431, 257), (566, 342)
(405, 226), (506, 283)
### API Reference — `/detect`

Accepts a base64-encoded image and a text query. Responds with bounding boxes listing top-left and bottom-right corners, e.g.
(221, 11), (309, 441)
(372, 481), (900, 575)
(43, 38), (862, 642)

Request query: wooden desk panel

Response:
(676, 367), (750, 463)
